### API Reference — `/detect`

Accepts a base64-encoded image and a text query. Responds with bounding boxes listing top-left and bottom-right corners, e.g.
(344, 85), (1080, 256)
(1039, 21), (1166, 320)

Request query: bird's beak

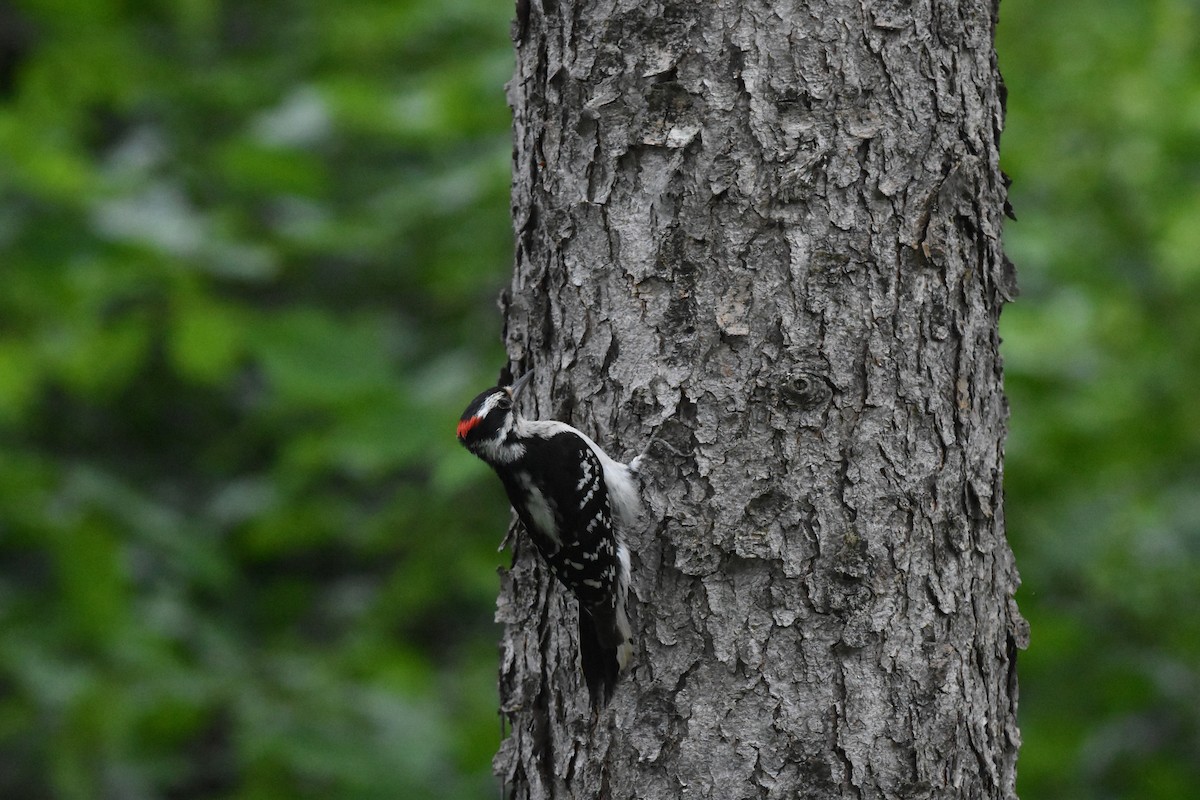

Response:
(509, 370), (533, 399)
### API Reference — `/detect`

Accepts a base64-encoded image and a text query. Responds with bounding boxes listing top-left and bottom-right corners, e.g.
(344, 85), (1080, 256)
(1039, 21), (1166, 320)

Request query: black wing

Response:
(496, 430), (628, 707)
(507, 432), (619, 610)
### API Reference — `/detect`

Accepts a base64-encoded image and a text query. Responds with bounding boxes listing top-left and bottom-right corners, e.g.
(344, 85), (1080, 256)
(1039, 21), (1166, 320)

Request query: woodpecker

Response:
(456, 372), (641, 707)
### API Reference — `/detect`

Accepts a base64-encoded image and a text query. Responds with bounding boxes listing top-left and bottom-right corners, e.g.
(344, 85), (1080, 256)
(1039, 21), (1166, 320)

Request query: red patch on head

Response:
(457, 416), (481, 440)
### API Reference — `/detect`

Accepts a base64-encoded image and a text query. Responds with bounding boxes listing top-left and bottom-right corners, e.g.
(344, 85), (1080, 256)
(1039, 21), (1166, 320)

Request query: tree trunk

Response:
(496, 0), (1027, 798)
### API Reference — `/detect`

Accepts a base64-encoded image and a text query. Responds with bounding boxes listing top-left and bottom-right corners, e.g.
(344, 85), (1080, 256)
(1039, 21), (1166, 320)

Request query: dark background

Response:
(0, 0), (1196, 797)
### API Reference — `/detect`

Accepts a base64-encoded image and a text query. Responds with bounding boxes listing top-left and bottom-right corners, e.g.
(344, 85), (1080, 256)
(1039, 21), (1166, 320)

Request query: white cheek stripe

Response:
(477, 393), (501, 418)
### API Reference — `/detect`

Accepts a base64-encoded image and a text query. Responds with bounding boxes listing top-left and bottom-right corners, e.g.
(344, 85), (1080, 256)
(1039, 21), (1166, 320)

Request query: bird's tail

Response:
(579, 602), (633, 708)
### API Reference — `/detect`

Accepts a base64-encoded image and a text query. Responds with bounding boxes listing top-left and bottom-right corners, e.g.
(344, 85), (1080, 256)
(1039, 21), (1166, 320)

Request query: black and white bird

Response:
(456, 372), (642, 707)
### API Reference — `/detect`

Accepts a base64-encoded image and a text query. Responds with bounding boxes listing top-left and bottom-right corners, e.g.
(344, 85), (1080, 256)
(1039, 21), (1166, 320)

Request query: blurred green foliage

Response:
(0, 0), (514, 797)
(999, 0), (1200, 797)
(0, 0), (1195, 797)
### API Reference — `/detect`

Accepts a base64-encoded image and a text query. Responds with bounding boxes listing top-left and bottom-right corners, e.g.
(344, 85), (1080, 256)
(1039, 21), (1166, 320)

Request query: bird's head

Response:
(456, 371), (532, 458)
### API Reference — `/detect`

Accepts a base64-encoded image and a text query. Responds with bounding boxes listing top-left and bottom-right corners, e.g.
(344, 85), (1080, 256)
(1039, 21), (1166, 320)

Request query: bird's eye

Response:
(497, 396), (513, 410)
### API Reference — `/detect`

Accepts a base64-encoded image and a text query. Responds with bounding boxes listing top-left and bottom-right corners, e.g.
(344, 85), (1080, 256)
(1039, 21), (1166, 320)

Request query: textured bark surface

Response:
(496, 1), (1027, 798)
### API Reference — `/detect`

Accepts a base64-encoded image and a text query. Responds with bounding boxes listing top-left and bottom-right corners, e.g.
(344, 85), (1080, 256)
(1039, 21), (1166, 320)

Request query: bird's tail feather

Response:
(579, 605), (632, 708)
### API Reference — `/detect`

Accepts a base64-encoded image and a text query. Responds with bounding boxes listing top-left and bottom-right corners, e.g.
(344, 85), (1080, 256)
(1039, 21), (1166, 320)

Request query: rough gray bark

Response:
(496, 0), (1027, 798)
